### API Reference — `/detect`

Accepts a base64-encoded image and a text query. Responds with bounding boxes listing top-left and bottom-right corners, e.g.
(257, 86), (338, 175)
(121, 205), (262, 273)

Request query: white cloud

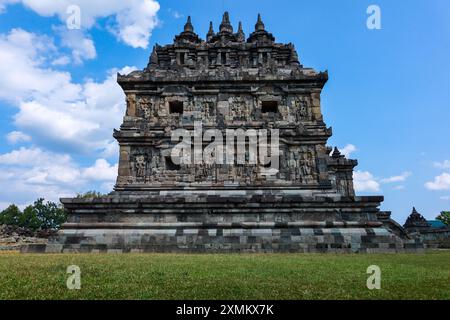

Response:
(0, 0), (160, 49)
(440, 195), (450, 201)
(168, 8), (183, 19)
(0, 28), (81, 104)
(380, 171), (412, 184)
(0, 28), (137, 156)
(353, 170), (380, 192)
(339, 144), (357, 158)
(56, 27), (96, 64)
(51, 55), (71, 66)
(425, 173), (450, 191)
(6, 131), (31, 144)
(393, 185), (405, 190)
(0, 147), (117, 205)
(82, 158), (117, 182)
(433, 160), (450, 170)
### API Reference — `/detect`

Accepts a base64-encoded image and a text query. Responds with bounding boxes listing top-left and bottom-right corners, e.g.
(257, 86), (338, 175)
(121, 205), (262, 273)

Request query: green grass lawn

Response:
(0, 251), (449, 300)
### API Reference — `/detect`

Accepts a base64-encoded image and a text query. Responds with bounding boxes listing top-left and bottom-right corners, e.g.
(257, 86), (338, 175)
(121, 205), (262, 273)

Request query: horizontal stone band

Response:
(62, 221), (383, 230)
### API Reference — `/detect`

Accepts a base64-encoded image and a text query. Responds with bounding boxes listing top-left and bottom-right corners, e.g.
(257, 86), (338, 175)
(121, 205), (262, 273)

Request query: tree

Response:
(0, 199), (67, 231)
(0, 204), (21, 226)
(76, 191), (105, 198)
(18, 205), (41, 231)
(436, 211), (450, 226)
(30, 198), (67, 230)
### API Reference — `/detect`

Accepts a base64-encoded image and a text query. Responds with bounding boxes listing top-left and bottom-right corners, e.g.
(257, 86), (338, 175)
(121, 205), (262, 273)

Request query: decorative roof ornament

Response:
(236, 21), (245, 42)
(255, 13), (265, 31)
(332, 147), (343, 158)
(174, 15), (201, 44)
(289, 44), (300, 65)
(247, 13), (275, 43)
(206, 21), (215, 41)
(219, 11), (233, 34)
(149, 45), (158, 66)
(184, 16), (194, 33)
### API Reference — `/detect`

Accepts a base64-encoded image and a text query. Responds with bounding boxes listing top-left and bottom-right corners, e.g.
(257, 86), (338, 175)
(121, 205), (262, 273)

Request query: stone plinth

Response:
(21, 192), (422, 253)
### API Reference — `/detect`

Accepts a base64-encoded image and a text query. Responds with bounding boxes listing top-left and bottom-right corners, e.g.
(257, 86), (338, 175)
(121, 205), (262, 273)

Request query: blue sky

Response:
(0, 0), (449, 224)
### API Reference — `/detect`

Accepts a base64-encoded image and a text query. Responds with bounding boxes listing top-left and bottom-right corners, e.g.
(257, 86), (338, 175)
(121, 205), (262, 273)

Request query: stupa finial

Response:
(255, 13), (265, 31)
(184, 16), (194, 32)
(219, 11), (233, 33)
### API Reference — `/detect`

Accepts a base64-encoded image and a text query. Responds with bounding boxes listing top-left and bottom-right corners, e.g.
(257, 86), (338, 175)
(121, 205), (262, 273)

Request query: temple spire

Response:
(289, 44), (300, 65)
(207, 21), (215, 41)
(236, 21), (245, 41)
(219, 11), (233, 33)
(255, 13), (265, 31)
(332, 147), (342, 158)
(174, 15), (200, 44)
(184, 16), (194, 33)
(149, 45), (158, 66)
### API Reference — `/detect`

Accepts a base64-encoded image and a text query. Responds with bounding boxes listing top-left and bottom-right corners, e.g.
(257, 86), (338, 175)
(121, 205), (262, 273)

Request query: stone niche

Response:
(22, 12), (424, 254)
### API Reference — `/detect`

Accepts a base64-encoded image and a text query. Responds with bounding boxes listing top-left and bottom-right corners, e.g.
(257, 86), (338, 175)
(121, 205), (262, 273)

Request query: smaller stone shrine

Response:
(403, 207), (450, 248)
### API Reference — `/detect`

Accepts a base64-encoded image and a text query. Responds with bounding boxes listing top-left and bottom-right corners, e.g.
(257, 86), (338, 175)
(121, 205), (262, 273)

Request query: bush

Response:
(76, 190), (106, 199)
(0, 199), (67, 231)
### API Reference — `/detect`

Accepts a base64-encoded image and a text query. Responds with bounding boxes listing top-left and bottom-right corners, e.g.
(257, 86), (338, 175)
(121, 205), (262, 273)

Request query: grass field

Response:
(0, 251), (449, 300)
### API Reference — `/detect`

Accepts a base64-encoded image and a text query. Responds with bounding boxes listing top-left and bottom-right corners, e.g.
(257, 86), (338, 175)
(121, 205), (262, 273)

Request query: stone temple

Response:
(25, 13), (423, 253)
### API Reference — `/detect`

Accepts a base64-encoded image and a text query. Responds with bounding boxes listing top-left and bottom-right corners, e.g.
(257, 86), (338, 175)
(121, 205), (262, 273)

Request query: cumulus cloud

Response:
(82, 158), (117, 182)
(0, 147), (117, 207)
(380, 171), (412, 184)
(55, 27), (96, 64)
(338, 144), (357, 158)
(433, 160), (450, 170)
(0, 28), (137, 156)
(353, 170), (380, 192)
(51, 55), (71, 66)
(0, 0), (160, 48)
(425, 173), (450, 191)
(0, 29), (79, 104)
(6, 131), (31, 144)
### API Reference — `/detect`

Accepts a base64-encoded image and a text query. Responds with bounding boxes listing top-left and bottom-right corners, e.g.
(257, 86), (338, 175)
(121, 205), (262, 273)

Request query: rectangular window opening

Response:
(261, 101), (278, 113)
(179, 52), (185, 65)
(169, 101), (184, 114)
(221, 52), (227, 64)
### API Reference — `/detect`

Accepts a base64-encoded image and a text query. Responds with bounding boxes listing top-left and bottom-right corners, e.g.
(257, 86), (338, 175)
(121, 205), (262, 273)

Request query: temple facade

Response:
(23, 13), (423, 253)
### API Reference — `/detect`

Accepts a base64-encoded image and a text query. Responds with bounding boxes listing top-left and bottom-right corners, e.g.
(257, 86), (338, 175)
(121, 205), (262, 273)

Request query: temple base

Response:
(21, 192), (424, 253)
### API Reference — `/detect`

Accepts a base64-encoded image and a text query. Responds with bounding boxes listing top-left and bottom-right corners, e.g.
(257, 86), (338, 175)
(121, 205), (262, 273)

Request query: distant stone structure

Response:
(23, 13), (423, 253)
(404, 207), (450, 248)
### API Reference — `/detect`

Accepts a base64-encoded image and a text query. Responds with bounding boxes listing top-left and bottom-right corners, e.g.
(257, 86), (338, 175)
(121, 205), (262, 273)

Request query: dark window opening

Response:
(169, 101), (183, 114)
(262, 52), (268, 63)
(261, 101), (278, 113)
(263, 161), (272, 168)
(179, 52), (185, 65)
(165, 156), (181, 170)
(221, 52), (226, 64)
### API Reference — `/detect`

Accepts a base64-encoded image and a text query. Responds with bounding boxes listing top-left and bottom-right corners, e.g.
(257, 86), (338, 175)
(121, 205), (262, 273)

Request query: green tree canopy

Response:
(0, 199), (67, 230)
(436, 211), (450, 226)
